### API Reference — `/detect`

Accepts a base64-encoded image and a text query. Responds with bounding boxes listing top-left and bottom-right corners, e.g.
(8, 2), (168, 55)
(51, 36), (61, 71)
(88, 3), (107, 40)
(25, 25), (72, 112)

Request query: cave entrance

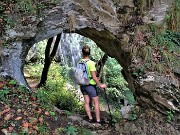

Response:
(23, 32), (134, 109)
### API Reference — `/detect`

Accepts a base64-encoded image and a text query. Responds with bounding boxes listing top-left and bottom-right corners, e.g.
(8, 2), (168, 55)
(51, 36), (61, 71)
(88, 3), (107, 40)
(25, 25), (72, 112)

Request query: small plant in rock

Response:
(9, 80), (17, 85)
(0, 88), (9, 101)
(64, 125), (77, 135)
(65, 110), (72, 117)
(18, 85), (29, 94)
(111, 109), (121, 124)
(49, 111), (56, 116)
(166, 109), (175, 123)
(128, 107), (138, 121)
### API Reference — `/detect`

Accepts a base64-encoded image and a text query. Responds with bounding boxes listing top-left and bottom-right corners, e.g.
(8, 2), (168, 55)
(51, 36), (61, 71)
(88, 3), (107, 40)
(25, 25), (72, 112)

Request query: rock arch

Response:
(1, 0), (179, 113)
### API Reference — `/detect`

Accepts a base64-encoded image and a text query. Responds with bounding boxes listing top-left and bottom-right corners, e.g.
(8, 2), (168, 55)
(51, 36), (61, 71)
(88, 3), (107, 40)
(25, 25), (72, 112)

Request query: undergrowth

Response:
(130, 24), (180, 77)
(0, 79), (93, 134)
(25, 62), (84, 113)
(128, 0), (180, 77)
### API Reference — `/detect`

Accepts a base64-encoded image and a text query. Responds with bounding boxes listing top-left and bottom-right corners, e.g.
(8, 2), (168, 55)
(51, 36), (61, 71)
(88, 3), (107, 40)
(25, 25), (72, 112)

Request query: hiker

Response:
(80, 45), (107, 125)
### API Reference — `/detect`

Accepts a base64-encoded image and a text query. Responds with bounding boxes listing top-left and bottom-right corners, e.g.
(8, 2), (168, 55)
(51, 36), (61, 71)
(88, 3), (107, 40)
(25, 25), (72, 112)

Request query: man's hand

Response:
(99, 83), (107, 89)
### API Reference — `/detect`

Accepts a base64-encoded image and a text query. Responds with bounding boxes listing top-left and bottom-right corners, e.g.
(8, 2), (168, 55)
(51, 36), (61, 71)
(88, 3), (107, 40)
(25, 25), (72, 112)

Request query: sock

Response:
(97, 119), (100, 122)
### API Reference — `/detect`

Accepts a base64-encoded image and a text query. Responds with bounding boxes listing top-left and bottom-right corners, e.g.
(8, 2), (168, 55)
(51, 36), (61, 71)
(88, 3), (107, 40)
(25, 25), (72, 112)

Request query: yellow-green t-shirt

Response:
(81, 59), (96, 85)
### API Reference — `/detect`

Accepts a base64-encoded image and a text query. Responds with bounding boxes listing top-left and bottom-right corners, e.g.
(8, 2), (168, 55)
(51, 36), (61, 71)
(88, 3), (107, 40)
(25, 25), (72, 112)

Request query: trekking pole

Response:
(104, 88), (113, 124)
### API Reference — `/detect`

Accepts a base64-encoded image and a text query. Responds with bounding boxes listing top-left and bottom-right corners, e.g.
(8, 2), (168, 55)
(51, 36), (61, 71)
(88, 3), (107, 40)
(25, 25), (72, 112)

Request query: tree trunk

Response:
(38, 34), (61, 87)
(96, 54), (108, 82)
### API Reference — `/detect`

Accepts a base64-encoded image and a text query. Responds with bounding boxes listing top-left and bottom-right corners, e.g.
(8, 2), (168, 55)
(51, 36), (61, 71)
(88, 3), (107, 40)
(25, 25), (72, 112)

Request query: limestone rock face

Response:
(135, 72), (180, 113)
(1, 0), (179, 113)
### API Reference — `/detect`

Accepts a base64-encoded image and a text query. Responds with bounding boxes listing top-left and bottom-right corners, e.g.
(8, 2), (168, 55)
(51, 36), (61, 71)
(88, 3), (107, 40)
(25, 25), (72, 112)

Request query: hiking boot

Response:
(88, 118), (94, 123)
(93, 121), (104, 128)
(84, 116), (95, 123)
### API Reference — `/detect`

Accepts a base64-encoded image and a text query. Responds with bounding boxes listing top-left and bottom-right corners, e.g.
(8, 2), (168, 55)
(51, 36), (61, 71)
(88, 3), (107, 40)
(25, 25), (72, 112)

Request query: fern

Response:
(65, 125), (77, 135)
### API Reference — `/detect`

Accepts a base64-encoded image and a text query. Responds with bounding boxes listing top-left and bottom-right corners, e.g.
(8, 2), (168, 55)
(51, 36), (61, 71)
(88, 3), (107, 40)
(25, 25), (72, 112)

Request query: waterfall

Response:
(58, 33), (85, 101)
(58, 33), (83, 68)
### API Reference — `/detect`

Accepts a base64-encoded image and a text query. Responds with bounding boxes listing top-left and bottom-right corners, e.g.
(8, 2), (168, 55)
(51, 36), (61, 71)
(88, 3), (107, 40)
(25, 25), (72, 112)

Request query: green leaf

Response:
(66, 125), (77, 135)
(9, 80), (17, 85)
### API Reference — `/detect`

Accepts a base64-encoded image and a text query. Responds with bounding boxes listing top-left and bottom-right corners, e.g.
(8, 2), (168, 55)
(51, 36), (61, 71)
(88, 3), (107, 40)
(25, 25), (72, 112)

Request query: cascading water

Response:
(58, 33), (83, 68)
(58, 33), (85, 100)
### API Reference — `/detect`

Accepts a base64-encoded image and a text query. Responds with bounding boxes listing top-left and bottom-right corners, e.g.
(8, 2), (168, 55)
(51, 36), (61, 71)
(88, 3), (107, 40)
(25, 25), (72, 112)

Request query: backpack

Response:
(74, 59), (90, 85)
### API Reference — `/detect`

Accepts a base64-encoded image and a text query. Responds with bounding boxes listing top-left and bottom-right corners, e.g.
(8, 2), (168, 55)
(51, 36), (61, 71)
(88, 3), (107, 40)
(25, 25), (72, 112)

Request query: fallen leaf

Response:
(4, 113), (13, 121)
(46, 122), (49, 126)
(15, 117), (22, 120)
(32, 126), (38, 130)
(37, 108), (42, 113)
(32, 104), (37, 107)
(22, 122), (29, 128)
(8, 126), (14, 132)
(0, 83), (4, 88)
(10, 123), (15, 127)
(1, 129), (8, 134)
(2, 108), (10, 114)
(29, 118), (38, 124)
(28, 129), (36, 134)
(38, 117), (43, 123)
(45, 111), (49, 116)
(17, 109), (21, 113)
(24, 111), (27, 115)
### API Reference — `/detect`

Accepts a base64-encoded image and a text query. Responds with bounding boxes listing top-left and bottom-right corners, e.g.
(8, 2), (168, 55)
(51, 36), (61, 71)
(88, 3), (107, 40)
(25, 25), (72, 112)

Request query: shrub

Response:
(42, 63), (83, 112)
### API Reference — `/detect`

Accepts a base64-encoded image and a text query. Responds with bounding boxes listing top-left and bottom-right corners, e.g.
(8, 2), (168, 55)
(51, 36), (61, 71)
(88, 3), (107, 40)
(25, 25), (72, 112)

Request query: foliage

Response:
(26, 39), (47, 64)
(15, 0), (36, 14)
(128, 107), (138, 121)
(166, 109), (175, 123)
(37, 123), (50, 134)
(165, 0), (180, 32)
(37, 88), (49, 104)
(104, 57), (135, 105)
(65, 110), (72, 117)
(0, 87), (10, 101)
(130, 25), (180, 76)
(38, 63), (83, 112)
(24, 61), (83, 113)
(81, 129), (93, 135)
(9, 80), (17, 85)
(123, 88), (135, 105)
(64, 125), (77, 135)
(148, 27), (179, 72)
(24, 63), (44, 78)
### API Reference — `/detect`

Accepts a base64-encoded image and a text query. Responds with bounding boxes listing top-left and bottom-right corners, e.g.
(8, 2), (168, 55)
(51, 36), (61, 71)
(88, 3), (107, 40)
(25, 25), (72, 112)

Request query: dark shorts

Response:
(80, 85), (98, 97)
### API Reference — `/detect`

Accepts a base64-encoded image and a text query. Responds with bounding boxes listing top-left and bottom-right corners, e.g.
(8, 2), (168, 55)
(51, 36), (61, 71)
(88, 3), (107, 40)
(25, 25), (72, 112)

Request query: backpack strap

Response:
(79, 59), (90, 63)
(79, 59), (92, 80)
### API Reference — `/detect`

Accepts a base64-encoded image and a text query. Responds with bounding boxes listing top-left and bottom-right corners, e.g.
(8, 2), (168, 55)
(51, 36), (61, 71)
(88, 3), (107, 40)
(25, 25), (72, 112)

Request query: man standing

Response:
(80, 45), (107, 126)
